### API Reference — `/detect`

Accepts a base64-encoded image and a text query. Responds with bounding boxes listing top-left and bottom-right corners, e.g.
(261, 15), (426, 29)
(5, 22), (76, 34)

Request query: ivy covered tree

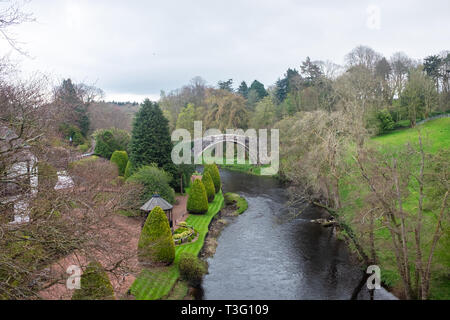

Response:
(129, 99), (174, 175)
(71, 261), (115, 300)
(138, 206), (175, 265)
(187, 179), (209, 214)
(202, 171), (215, 202)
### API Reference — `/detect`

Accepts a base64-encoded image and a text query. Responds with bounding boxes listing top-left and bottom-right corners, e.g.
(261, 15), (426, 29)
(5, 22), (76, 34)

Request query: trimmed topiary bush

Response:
(204, 164), (221, 193)
(110, 150), (128, 176)
(138, 206), (175, 265)
(178, 252), (207, 287)
(187, 179), (208, 214)
(202, 171), (215, 202)
(71, 261), (115, 300)
(124, 160), (132, 179)
(127, 165), (175, 204)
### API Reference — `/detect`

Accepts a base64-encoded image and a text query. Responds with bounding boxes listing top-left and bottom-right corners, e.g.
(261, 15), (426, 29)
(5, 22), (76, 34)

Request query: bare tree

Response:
(0, 0), (34, 54)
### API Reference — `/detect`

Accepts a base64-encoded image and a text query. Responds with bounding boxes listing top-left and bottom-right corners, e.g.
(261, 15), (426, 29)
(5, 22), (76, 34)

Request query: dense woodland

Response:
(0, 1), (449, 300)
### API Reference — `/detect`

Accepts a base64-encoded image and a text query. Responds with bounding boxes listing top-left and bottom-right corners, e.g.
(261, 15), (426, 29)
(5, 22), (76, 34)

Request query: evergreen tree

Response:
(249, 80), (268, 102)
(218, 79), (234, 92)
(187, 179), (209, 214)
(71, 261), (115, 300)
(204, 163), (221, 193)
(202, 171), (215, 202)
(237, 81), (249, 98)
(129, 99), (174, 174)
(138, 206), (175, 264)
(124, 160), (132, 179)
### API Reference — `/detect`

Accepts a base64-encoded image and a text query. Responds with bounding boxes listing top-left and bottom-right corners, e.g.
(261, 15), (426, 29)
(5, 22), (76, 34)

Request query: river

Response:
(201, 169), (397, 300)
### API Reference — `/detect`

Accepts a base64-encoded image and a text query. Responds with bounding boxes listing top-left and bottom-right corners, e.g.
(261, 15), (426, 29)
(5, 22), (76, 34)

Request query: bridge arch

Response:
(191, 134), (258, 164)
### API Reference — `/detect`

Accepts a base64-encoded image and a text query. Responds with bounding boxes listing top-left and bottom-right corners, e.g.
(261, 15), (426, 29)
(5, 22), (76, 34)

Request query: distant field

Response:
(372, 117), (450, 153)
(340, 118), (450, 299)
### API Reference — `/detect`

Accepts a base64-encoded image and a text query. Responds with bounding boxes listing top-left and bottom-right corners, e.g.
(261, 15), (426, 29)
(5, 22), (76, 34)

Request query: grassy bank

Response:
(130, 190), (224, 300)
(224, 192), (248, 215)
(339, 118), (450, 299)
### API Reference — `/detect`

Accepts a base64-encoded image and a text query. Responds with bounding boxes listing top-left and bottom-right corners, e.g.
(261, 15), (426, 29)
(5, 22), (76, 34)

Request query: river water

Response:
(201, 169), (397, 300)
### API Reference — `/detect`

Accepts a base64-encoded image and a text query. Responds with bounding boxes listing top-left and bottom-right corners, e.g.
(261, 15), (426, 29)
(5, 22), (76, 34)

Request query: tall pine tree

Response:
(129, 99), (174, 174)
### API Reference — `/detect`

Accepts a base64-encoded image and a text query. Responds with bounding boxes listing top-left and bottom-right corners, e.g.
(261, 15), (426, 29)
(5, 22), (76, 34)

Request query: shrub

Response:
(71, 261), (115, 300)
(124, 160), (132, 179)
(204, 164), (221, 193)
(127, 165), (175, 204)
(187, 179), (208, 214)
(93, 128), (130, 159)
(59, 123), (86, 146)
(376, 109), (395, 134)
(202, 171), (215, 202)
(178, 252), (207, 286)
(110, 151), (128, 176)
(138, 206), (175, 265)
(37, 161), (58, 191)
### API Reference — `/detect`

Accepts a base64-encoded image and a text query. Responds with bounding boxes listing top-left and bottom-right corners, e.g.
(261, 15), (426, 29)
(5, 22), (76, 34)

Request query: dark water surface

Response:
(202, 169), (397, 300)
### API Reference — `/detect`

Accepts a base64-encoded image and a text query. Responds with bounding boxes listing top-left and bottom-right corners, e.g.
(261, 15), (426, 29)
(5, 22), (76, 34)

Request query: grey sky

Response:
(3, 0), (449, 102)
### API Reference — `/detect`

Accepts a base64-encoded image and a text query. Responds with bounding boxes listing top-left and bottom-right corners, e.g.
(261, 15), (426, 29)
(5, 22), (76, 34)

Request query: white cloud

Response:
(4, 0), (449, 102)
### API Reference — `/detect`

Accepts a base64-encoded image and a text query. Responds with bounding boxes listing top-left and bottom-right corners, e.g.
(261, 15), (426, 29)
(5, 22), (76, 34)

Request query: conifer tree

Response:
(187, 179), (209, 214)
(138, 206), (175, 264)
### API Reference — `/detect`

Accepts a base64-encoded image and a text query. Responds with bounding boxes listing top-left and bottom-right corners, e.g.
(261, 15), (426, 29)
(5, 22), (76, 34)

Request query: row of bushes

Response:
(186, 164), (221, 214)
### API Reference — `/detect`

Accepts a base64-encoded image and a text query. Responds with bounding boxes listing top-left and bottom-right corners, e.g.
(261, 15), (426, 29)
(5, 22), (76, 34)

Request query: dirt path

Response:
(172, 195), (188, 229)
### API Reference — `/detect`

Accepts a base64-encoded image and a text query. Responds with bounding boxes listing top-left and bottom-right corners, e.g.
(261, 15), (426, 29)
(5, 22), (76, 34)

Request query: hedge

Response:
(186, 179), (208, 214)
(138, 206), (175, 265)
(71, 261), (115, 300)
(110, 151), (128, 176)
(202, 171), (215, 202)
(204, 164), (221, 193)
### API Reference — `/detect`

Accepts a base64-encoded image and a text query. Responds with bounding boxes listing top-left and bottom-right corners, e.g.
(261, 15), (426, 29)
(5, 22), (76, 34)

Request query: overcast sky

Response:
(2, 0), (449, 102)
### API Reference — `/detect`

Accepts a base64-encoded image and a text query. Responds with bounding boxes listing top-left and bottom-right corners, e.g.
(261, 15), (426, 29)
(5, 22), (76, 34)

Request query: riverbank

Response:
(129, 191), (224, 300)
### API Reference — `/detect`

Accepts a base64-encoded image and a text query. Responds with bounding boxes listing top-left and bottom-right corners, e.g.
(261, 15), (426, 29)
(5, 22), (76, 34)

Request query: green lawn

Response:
(130, 190), (224, 300)
(339, 118), (450, 298)
(372, 117), (450, 153)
